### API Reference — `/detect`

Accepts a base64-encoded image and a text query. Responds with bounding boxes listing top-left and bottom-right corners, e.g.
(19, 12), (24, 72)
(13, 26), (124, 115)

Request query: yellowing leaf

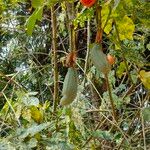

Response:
(30, 106), (43, 123)
(101, 4), (113, 34)
(139, 70), (150, 89)
(116, 15), (135, 40)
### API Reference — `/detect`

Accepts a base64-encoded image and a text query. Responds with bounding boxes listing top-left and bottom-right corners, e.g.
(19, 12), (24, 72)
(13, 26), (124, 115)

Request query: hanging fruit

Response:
(90, 43), (111, 74)
(60, 67), (78, 106)
(107, 54), (116, 65)
(80, 0), (96, 7)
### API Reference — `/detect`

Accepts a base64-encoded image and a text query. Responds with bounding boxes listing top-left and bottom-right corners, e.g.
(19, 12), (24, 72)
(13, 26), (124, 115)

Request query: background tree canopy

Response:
(0, 0), (150, 149)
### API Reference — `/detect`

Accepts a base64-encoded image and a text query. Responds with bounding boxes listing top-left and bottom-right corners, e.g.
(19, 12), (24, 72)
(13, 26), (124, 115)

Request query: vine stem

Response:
(51, 6), (59, 112)
(105, 73), (117, 122)
(66, 2), (76, 53)
(83, 18), (90, 85)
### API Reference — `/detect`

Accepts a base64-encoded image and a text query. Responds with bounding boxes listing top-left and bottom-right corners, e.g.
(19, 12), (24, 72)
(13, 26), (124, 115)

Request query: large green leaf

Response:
(31, 0), (44, 8)
(26, 7), (43, 35)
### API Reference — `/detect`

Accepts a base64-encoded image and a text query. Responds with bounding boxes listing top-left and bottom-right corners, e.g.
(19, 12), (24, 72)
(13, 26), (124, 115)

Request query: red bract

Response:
(80, 0), (96, 7)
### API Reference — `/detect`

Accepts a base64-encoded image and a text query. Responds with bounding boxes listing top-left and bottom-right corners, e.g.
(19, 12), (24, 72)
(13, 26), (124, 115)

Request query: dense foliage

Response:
(0, 0), (150, 149)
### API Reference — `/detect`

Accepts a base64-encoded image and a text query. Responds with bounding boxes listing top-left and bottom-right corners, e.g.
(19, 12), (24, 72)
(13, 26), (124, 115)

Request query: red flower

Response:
(80, 0), (96, 7)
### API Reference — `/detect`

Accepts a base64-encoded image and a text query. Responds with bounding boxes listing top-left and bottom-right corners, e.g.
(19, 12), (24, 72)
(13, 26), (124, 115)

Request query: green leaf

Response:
(18, 122), (51, 139)
(130, 70), (138, 84)
(114, 132), (122, 144)
(142, 107), (150, 122)
(0, 100), (12, 117)
(36, 7), (43, 21)
(146, 43), (150, 50)
(113, 0), (121, 10)
(92, 130), (113, 141)
(31, 0), (44, 8)
(116, 61), (126, 78)
(116, 15), (135, 40)
(26, 12), (37, 35)
(26, 7), (43, 35)
(30, 106), (43, 123)
(47, 0), (60, 7)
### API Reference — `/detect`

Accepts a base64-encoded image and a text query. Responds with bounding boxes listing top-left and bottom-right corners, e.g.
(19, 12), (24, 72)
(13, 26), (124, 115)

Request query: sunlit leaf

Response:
(30, 106), (43, 123)
(101, 4), (113, 34)
(22, 108), (32, 122)
(31, 0), (44, 8)
(116, 15), (135, 40)
(116, 61), (126, 78)
(36, 7), (43, 21)
(139, 70), (150, 89)
(26, 7), (43, 35)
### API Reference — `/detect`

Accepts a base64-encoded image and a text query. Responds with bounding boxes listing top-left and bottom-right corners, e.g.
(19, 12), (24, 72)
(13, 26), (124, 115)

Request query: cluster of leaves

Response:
(0, 0), (150, 149)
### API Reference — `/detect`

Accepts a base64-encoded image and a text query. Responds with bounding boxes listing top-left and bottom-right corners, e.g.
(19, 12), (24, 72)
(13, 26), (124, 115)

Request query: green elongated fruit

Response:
(90, 43), (110, 74)
(60, 67), (78, 106)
